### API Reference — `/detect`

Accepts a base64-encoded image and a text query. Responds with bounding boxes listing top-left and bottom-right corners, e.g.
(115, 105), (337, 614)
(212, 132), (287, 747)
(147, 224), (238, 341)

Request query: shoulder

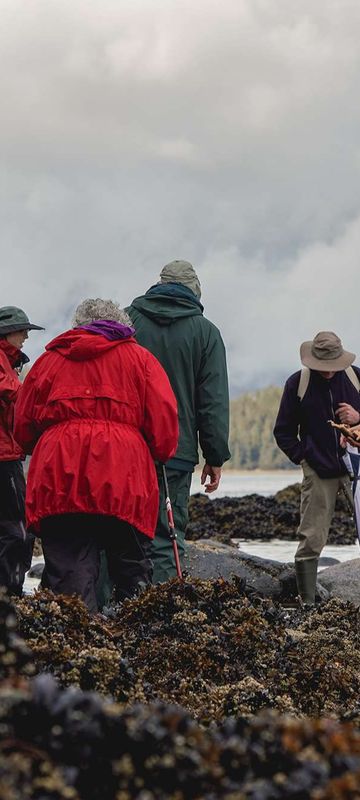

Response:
(199, 315), (226, 346)
(124, 340), (161, 369)
(23, 350), (56, 385)
(284, 370), (301, 390)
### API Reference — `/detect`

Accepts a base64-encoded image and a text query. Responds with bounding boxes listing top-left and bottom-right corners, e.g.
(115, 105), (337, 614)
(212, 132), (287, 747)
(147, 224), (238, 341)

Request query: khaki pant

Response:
(296, 460), (353, 561)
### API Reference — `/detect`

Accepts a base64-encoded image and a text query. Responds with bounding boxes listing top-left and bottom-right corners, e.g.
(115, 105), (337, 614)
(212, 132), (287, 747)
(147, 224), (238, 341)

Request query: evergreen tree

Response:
(227, 386), (292, 470)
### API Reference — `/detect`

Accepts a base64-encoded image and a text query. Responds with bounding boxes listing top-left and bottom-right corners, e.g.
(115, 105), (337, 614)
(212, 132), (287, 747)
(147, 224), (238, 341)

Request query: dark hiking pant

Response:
(40, 513), (153, 614)
(0, 460), (34, 596)
(151, 468), (192, 583)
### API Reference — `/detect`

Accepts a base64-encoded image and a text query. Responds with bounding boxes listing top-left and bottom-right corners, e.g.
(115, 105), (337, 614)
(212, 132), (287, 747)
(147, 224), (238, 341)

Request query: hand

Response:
(341, 433), (360, 449)
(336, 403), (360, 425)
(201, 464), (222, 493)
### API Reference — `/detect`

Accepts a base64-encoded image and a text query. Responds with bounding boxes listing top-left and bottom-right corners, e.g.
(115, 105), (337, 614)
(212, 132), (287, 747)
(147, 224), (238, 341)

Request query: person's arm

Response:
(142, 352), (179, 463)
(336, 366), (360, 424)
(196, 325), (231, 474)
(273, 377), (304, 464)
(0, 358), (20, 406)
(14, 354), (49, 454)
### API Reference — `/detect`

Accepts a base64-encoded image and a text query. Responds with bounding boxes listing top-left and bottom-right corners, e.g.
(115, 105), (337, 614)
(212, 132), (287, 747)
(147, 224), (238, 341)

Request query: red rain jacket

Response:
(0, 340), (23, 461)
(14, 329), (178, 536)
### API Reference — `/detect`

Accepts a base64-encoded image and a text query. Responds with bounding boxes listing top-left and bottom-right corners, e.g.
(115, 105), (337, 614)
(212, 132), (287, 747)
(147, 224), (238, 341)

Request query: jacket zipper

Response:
(329, 388), (341, 469)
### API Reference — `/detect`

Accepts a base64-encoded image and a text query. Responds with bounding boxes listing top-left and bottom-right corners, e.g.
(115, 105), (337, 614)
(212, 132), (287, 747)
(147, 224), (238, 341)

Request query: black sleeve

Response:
(196, 325), (231, 466)
(273, 377), (304, 465)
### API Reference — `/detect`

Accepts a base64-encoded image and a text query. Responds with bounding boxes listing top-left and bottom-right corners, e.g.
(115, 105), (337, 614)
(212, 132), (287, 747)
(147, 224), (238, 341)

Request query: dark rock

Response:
(28, 562), (45, 578)
(185, 540), (329, 602)
(187, 484), (357, 545)
(318, 556), (340, 566)
(274, 483), (301, 503)
(317, 558), (360, 605)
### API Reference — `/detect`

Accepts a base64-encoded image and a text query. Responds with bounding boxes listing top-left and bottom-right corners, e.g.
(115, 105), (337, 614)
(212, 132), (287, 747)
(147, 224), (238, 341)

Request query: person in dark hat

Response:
(126, 260), (231, 583)
(0, 306), (44, 595)
(274, 331), (360, 607)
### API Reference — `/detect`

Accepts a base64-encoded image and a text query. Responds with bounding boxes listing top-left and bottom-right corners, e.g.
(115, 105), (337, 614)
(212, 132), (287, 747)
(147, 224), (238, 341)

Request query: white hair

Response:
(72, 298), (133, 328)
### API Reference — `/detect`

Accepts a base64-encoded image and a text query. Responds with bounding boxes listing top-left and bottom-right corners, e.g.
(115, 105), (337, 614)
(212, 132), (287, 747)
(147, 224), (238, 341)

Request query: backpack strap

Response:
(297, 367), (310, 401)
(298, 365), (360, 401)
(345, 366), (360, 392)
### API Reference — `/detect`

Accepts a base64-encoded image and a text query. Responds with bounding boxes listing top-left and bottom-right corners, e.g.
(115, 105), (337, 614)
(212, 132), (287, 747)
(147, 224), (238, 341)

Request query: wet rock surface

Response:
(317, 558), (360, 605)
(187, 483), (357, 545)
(185, 540), (329, 601)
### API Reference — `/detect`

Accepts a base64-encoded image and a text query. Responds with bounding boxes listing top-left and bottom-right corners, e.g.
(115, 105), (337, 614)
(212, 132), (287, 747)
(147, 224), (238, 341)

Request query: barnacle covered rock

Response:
(1, 588), (360, 796)
(12, 580), (360, 724)
(3, 672), (360, 798)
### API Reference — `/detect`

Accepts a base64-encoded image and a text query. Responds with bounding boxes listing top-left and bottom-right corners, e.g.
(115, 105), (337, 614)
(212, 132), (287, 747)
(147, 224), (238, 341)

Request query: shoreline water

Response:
(191, 468), (302, 498)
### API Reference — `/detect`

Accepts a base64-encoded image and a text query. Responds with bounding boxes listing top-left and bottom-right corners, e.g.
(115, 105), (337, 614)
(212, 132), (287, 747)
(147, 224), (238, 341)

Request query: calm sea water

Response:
(191, 469), (302, 498)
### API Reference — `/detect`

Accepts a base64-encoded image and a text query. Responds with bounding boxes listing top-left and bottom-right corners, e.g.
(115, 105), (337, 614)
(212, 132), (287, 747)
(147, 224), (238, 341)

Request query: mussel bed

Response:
(1, 582), (360, 797)
(187, 485), (357, 545)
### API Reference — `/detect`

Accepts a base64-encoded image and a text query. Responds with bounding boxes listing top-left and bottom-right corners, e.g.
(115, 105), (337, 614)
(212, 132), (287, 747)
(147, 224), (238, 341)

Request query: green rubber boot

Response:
(295, 558), (318, 606)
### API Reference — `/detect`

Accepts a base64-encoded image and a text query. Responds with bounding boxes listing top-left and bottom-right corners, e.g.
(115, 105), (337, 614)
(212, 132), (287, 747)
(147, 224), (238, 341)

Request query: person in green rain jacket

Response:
(127, 260), (231, 583)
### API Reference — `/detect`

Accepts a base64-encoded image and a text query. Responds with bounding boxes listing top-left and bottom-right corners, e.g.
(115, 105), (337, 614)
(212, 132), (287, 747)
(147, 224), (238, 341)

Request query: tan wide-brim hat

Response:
(300, 331), (356, 371)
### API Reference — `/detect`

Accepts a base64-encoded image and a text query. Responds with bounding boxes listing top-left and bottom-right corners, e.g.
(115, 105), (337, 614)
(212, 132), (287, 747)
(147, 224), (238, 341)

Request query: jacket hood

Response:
(130, 288), (203, 327)
(46, 328), (135, 361)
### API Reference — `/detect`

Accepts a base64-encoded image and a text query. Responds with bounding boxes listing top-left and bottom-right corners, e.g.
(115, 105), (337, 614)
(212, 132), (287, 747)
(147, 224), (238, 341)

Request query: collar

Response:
(0, 338), (29, 368)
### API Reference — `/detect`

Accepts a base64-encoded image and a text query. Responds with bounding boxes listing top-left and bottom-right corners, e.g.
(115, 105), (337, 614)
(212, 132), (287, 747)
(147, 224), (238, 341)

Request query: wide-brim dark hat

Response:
(300, 331), (355, 371)
(0, 306), (44, 334)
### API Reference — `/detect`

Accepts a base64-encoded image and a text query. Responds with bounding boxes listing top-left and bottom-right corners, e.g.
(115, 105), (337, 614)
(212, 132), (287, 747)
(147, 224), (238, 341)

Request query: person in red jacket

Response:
(14, 298), (178, 613)
(0, 306), (44, 595)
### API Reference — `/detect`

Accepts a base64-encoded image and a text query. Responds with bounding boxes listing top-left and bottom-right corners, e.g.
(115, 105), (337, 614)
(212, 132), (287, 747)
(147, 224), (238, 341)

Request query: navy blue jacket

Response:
(273, 368), (360, 478)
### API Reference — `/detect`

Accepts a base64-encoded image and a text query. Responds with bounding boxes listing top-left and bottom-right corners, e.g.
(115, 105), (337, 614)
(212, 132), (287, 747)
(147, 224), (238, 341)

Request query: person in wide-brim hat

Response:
(274, 328), (360, 610)
(0, 305), (44, 597)
(300, 331), (355, 372)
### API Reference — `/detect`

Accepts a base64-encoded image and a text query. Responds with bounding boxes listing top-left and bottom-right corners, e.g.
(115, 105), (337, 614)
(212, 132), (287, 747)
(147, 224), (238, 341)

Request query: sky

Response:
(2, 0), (360, 396)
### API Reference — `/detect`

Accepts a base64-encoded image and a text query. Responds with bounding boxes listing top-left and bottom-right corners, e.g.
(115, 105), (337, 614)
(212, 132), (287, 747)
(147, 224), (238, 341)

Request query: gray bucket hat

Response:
(160, 260), (201, 299)
(0, 306), (44, 335)
(300, 331), (355, 371)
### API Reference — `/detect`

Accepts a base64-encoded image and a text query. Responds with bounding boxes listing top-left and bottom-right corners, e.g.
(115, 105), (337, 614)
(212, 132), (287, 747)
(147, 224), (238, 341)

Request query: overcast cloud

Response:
(2, 0), (360, 394)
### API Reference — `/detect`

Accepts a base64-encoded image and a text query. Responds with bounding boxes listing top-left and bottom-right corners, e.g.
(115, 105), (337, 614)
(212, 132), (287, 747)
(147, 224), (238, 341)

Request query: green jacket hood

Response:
(129, 293), (203, 326)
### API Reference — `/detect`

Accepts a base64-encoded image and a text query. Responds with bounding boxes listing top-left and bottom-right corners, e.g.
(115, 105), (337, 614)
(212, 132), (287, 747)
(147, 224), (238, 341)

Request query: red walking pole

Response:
(162, 465), (183, 579)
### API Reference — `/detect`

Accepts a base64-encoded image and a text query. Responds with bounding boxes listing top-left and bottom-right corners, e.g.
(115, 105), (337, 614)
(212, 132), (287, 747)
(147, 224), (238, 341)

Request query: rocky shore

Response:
(2, 580), (360, 798)
(3, 483), (360, 798)
(187, 483), (357, 545)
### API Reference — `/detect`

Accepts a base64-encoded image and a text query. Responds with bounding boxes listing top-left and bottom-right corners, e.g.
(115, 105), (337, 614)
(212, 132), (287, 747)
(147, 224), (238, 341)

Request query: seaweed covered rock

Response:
(13, 582), (360, 724)
(3, 673), (360, 798)
(15, 590), (134, 699)
(187, 485), (356, 544)
(0, 590), (34, 683)
(2, 588), (360, 796)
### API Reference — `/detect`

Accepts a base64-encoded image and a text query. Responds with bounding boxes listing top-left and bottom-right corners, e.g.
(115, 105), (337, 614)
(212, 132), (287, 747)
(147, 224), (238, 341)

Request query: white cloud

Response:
(1, 0), (360, 393)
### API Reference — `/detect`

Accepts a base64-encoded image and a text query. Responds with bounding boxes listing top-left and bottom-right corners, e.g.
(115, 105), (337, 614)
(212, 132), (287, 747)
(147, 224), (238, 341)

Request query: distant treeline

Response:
(227, 386), (293, 470)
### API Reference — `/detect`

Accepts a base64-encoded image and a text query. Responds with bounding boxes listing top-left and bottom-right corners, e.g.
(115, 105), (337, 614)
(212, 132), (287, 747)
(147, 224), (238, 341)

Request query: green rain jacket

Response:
(127, 284), (230, 471)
